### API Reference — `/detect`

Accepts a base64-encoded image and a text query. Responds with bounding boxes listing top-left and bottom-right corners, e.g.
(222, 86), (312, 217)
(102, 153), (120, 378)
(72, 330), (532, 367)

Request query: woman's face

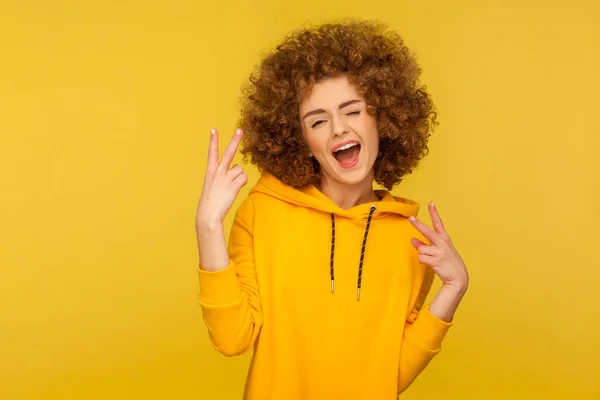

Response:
(299, 75), (379, 187)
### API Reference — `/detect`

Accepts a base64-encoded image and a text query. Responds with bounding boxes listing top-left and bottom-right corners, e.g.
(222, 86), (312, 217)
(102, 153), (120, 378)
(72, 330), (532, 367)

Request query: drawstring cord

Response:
(329, 205), (378, 301)
(330, 213), (336, 293)
(357, 205), (377, 300)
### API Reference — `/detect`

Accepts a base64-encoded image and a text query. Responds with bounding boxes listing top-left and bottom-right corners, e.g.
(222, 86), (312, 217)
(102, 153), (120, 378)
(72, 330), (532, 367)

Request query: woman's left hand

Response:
(409, 202), (469, 293)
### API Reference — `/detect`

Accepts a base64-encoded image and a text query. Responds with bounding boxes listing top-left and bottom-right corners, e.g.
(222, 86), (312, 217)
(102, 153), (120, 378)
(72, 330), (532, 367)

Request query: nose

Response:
(331, 114), (349, 137)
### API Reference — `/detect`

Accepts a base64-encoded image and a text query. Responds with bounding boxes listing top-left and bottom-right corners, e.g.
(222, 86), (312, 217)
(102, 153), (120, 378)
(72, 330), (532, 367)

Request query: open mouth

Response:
(332, 142), (361, 168)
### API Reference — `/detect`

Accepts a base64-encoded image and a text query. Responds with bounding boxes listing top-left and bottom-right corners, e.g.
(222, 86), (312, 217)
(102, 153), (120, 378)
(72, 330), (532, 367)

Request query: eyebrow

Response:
(302, 99), (363, 120)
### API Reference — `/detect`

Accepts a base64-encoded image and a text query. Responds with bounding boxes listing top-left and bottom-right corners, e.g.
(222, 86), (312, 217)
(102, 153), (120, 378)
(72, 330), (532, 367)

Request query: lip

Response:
(331, 139), (360, 153)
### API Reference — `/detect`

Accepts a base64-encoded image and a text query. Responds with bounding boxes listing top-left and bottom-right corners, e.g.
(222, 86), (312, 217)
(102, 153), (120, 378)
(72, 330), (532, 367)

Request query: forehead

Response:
(299, 75), (363, 111)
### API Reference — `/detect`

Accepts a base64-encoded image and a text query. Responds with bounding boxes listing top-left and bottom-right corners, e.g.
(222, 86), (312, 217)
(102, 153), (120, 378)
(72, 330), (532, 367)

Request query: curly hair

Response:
(237, 19), (438, 190)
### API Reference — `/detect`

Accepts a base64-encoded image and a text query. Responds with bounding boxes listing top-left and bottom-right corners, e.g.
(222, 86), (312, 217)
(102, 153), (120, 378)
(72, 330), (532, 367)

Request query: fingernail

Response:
(236, 128), (242, 135)
(211, 128), (216, 135)
(409, 216), (416, 221)
(431, 202), (435, 207)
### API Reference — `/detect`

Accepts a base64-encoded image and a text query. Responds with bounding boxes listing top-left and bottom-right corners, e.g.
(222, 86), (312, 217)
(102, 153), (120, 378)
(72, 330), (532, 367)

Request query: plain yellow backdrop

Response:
(1, 0), (598, 399)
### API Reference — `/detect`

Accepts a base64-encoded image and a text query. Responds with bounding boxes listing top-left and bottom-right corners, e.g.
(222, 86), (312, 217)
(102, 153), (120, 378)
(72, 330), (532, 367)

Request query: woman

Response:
(195, 20), (468, 399)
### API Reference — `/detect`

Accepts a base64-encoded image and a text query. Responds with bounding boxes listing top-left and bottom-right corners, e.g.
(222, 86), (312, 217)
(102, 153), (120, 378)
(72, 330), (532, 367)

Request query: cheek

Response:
(366, 121), (380, 155)
(305, 133), (328, 156)
(370, 137), (380, 160)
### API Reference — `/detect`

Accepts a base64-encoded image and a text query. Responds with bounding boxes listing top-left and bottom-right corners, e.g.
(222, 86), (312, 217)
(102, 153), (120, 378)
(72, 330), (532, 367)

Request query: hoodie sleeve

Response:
(397, 265), (454, 394)
(196, 197), (263, 356)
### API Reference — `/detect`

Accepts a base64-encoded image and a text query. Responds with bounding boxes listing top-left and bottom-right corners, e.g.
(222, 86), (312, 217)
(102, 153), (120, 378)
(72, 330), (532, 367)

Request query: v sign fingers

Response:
(409, 215), (442, 247)
(217, 128), (243, 175)
(408, 203), (469, 293)
(196, 128), (248, 229)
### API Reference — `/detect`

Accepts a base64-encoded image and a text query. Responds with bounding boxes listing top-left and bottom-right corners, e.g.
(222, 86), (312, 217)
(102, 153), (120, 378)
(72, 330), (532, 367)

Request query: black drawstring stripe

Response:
(330, 213), (336, 293)
(357, 205), (377, 301)
(328, 205), (377, 301)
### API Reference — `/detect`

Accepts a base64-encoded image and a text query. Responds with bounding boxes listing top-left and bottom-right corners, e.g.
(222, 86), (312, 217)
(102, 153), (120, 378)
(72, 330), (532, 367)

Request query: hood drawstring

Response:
(329, 205), (378, 301)
(330, 213), (336, 294)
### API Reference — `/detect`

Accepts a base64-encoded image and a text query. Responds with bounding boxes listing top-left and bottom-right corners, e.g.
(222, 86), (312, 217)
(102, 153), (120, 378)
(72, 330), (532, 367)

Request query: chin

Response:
(328, 163), (374, 186)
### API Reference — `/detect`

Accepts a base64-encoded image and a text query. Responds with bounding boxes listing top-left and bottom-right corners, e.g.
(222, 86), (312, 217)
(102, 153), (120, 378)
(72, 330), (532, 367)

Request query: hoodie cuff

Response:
(197, 262), (242, 306)
(406, 306), (453, 351)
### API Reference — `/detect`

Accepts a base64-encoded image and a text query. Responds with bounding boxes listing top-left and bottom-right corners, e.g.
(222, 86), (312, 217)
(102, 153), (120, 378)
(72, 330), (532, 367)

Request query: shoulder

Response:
(233, 190), (290, 228)
(233, 193), (256, 227)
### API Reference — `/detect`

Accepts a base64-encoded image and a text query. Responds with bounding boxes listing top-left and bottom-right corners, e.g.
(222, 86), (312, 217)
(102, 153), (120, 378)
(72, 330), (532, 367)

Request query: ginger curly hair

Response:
(237, 19), (438, 190)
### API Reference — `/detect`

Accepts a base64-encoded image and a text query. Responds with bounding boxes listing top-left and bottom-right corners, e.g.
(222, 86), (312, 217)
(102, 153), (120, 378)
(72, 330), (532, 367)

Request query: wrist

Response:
(440, 283), (468, 297)
(430, 285), (466, 322)
(195, 217), (223, 233)
(441, 279), (468, 296)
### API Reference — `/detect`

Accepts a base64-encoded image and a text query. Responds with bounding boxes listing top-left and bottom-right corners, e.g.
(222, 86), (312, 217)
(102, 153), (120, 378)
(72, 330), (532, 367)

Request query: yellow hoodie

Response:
(197, 173), (453, 399)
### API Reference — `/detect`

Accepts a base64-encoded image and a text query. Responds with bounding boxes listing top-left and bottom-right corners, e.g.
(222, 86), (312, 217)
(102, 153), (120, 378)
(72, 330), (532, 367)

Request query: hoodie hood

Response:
(250, 173), (421, 301)
(250, 172), (420, 220)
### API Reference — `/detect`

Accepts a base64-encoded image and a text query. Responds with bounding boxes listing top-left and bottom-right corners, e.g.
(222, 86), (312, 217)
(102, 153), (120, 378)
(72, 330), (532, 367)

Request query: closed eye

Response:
(311, 111), (359, 128)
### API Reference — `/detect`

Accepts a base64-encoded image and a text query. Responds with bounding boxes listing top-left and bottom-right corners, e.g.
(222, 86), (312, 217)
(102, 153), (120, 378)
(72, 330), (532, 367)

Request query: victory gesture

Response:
(409, 203), (469, 293)
(196, 128), (248, 228)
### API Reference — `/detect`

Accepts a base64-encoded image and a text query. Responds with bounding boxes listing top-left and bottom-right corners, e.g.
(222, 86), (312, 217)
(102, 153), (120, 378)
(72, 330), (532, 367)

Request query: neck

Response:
(318, 172), (380, 210)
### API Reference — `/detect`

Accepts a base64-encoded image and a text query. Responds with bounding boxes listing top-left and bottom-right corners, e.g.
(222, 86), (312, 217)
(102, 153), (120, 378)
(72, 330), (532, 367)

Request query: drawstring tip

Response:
(331, 280), (335, 293)
(356, 287), (361, 301)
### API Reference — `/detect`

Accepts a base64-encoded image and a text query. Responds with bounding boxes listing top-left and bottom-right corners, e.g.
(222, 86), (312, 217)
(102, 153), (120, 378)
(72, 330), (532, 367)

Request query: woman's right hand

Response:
(196, 128), (248, 230)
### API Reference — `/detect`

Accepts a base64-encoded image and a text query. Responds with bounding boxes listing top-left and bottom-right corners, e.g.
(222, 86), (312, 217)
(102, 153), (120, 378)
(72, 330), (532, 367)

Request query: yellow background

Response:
(1, 0), (599, 399)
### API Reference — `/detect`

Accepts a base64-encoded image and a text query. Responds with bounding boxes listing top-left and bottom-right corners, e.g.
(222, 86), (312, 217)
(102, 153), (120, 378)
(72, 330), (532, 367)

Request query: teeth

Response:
(334, 142), (359, 152)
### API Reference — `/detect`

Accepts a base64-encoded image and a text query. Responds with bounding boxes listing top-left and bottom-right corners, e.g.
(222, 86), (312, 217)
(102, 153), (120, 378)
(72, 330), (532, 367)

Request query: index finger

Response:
(409, 216), (442, 246)
(207, 128), (219, 171)
(217, 128), (243, 173)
